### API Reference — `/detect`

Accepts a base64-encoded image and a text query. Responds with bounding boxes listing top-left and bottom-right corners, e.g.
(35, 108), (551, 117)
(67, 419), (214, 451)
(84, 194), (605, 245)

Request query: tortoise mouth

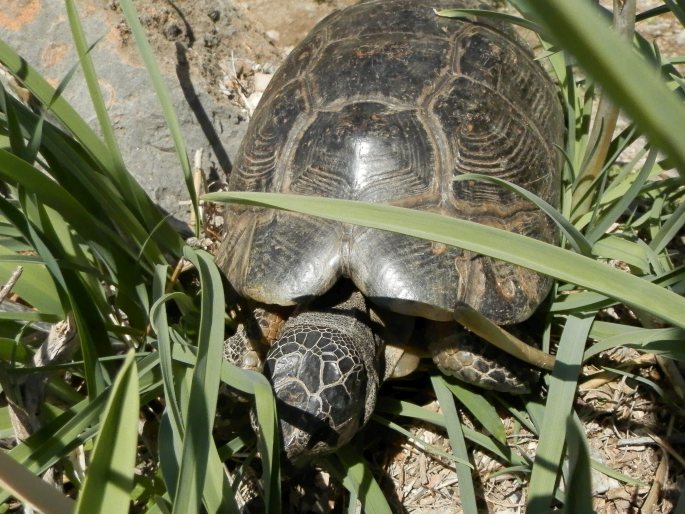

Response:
(274, 397), (357, 468)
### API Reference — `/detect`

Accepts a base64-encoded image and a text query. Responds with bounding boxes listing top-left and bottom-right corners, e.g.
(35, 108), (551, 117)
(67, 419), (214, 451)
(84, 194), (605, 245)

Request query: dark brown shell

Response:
(217, 0), (564, 325)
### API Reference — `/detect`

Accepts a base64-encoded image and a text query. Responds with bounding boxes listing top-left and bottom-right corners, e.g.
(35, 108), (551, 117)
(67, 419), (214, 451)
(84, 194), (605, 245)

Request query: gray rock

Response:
(1, 0), (247, 226)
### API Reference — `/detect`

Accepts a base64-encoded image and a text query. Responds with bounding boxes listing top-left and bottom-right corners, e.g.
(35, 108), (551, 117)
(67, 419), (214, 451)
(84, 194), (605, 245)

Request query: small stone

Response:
(164, 22), (182, 40)
(207, 10), (220, 22)
(204, 30), (220, 48)
(265, 30), (280, 42)
(261, 63), (276, 74)
(247, 91), (263, 112)
(252, 72), (272, 93)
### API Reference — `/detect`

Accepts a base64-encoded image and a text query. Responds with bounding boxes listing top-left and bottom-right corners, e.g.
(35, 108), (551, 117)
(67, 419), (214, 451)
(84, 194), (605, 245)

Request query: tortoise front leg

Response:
(427, 321), (539, 394)
(224, 303), (292, 372)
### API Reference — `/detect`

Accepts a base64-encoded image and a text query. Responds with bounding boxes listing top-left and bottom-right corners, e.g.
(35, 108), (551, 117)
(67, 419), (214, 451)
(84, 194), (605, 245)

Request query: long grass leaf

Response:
(525, 0), (685, 176)
(75, 351), (139, 514)
(117, 0), (199, 235)
(334, 449), (393, 514)
(436, 8), (550, 39)
(206, 192), (685, 329)
(561, 414), (594, 514)
(585, 148), (657, 244)
(432, 376), (479, 513)
(527, 313), (594, 512)
(376, 398), (528, 465)
(0, 450), (74, 514)
(453, 173), (591, 255)
(171, 248), (228, 514)
(443, 380), (507, 444)
(650, 199), (685, 254)
(0, 247), (63, 315)
(63, 0), (146, 219)
(0, 41), (183, 257)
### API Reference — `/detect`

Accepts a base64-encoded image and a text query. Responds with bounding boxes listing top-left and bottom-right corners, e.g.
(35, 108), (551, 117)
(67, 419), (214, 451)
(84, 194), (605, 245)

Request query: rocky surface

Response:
(1, 0), (285, 225)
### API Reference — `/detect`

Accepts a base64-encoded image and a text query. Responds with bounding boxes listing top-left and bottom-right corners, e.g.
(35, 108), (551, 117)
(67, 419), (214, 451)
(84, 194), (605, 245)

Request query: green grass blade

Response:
(0, 38), (112, 167)
(526, 0), (685, 176)
(75, 351), (139, 514)
(527, 314), (594, 512)
(585, 148), (657, 244)
(150, 277), (185, 437)
(206, 192), (685, 329)
(561, 414), (594, 514)
(0, 40), (183, 257)
(117, 0), (199, 235)
(650, 199), (685, 254)
(443, 380), (507, 444)
(332, 449), (393, 514)
(436, 8), (550, 39)
(0, 400), (104, 504)
(0, 149), (132, 257)
(377, 398), (528, 465)
(0, 247), (63, 315)
(372, 415), (470, 465)
(431, 376), (478, 513)
(0, 450), (74, 514)
(63, 0), (146, 219)
(454, 173), (591, 255)
(171, 248), (228, 514)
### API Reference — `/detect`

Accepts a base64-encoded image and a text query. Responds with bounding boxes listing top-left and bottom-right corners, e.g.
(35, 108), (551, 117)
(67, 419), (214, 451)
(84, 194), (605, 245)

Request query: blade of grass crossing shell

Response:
(453, 173), (592, 255)
(525, 0), (685, 176)
(431, 376), (478, 513)
(436, 8), (552, 39)
(0, 448), (74, 514)
(561, 414), (594, 514)
(118, 0), (200, 235)
(75, 351), (139, 514)
(334, 449), (393, 514)
(527, 313), (594, 513)
(205, 192), (685, 330)
(171, 248), (225, 514)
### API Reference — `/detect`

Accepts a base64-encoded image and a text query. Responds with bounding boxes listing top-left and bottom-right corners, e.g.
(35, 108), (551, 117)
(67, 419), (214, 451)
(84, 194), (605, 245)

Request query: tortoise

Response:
(217, 0), (564, 467)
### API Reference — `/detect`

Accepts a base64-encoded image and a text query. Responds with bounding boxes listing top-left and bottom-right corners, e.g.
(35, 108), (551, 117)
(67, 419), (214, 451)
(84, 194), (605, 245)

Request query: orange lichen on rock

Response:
(0, 0), (41, 31)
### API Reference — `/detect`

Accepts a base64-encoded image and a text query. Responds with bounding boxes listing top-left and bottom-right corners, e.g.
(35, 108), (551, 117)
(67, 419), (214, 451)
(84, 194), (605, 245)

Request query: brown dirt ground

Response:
(94, 1), (685, 512)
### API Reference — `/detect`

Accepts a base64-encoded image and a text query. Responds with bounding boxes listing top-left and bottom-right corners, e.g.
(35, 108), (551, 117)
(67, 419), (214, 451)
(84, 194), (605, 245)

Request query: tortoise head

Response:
(263, 305), (380, 468)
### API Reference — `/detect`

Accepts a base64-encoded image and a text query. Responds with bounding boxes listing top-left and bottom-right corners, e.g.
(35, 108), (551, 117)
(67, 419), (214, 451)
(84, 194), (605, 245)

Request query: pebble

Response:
(252, 72), (272, 93)
(247, 91), (263, 112)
